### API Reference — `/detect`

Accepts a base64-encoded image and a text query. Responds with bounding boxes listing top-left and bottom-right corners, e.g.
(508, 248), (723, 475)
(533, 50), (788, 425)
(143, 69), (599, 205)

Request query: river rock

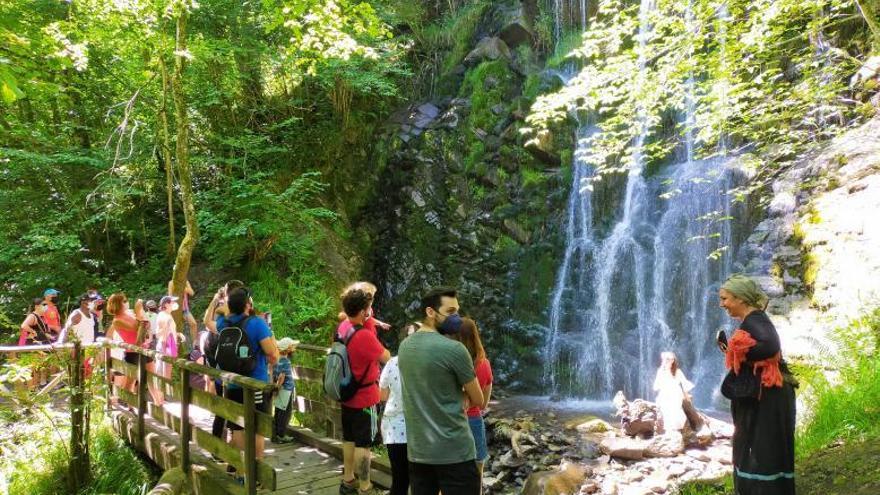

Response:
(521, 462), (589, 495)
(576, 418), (612, 433)
(464, 37), (512, 66)
(644, 433), (684, 457)
(600, 437), (645, 461)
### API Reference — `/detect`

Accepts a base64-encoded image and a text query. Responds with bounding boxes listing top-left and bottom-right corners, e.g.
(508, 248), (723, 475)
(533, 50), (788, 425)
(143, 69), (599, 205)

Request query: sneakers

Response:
(339, 478), (358, 495)
(357, 486), (387, 495)
(273, 435), (295, 444)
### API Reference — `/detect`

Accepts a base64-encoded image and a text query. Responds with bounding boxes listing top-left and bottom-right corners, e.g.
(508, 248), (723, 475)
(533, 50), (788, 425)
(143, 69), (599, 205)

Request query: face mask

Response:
(88, 302), (96, 311)
(171, 303), (180, 311)
(437, 313), (463, 335)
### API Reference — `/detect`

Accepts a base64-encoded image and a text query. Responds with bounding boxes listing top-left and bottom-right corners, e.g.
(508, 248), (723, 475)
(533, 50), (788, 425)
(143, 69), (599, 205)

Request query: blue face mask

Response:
(437, 313), (463, 335)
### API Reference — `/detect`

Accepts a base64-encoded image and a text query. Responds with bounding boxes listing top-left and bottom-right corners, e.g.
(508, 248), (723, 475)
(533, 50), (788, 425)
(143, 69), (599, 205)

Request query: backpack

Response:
(210, 316), (257, 375)
(323, 325), (372, 402)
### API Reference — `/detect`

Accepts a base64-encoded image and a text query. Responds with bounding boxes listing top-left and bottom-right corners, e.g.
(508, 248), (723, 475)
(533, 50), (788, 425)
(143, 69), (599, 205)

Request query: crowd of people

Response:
(13, 273), (794, 495)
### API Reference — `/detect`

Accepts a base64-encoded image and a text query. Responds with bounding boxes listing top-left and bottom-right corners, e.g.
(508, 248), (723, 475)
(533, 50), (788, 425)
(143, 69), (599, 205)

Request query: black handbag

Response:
(721, 367), (761, 400)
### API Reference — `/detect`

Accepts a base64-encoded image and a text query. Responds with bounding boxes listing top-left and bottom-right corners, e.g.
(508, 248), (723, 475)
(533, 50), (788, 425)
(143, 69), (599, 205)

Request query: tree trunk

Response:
(856, 0), (880, 53)
(158, 56), (177, 257)
(168, 3), (198, 344)
(67, 341), (90, 492)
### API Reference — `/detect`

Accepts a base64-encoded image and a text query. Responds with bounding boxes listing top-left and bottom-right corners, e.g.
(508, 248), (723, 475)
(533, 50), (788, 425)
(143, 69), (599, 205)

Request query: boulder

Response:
(600, 437), (646, 461)
(521, 462), (590, 495)
(523, 128), (562, 167)
(644, 433), (685, 458)
(464, 37), (512, 66)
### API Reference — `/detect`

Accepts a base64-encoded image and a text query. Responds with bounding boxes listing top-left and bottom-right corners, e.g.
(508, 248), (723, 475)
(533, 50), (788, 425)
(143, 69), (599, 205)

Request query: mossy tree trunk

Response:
(168, 2), (198, 339)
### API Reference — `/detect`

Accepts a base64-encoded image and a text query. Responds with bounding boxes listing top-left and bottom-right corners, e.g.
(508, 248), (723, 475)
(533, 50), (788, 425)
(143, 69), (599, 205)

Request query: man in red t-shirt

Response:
(338, 288), (390, 495)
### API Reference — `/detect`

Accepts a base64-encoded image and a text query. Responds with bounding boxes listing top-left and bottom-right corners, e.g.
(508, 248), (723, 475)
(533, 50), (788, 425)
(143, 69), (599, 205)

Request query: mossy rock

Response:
(796, 439), (880, 495)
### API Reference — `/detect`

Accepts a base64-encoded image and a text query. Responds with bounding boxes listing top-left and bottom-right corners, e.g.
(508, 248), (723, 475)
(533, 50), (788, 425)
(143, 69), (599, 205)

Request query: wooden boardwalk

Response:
(3, 341), (390, 494)
(110, 400), (355, 494)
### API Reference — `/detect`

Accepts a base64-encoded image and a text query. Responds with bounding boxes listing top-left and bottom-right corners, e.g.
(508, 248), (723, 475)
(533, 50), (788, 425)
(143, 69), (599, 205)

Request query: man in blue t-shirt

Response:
(215, 287), (279, 460)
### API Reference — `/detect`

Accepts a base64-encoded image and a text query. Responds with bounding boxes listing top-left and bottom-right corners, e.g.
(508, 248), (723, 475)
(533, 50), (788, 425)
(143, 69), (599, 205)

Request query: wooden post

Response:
(137, 352), (148, 446)
(68, 340), (89, 492)
(180, 367), (192, 474)
(104, 344), (112, 414)
(244, 387), (257, 495)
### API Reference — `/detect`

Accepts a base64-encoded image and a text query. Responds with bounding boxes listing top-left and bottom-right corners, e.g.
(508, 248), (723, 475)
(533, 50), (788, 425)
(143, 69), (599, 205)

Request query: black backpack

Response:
(210, 316), (257, 375)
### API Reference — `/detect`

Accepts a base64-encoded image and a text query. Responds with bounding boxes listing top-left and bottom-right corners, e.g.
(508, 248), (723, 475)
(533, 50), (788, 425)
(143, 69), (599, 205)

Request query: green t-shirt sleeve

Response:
(448, 342), (476, 387)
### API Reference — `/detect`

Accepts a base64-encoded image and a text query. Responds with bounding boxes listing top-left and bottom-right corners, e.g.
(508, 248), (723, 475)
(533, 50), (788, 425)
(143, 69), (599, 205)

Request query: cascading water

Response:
(543, 0), (746, 406)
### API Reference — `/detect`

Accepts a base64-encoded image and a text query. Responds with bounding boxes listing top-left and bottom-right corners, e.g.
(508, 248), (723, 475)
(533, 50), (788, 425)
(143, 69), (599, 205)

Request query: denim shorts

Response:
(468, 416), (488, 462)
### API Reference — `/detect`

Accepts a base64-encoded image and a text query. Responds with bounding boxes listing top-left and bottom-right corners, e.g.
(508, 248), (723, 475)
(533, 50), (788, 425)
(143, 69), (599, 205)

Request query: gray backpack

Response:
(323, 325), (371, 402)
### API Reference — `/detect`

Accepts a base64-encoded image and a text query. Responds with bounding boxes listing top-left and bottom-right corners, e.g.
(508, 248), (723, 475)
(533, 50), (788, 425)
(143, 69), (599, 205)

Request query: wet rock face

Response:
(362, 1), (572, 389)
(736, 116), (880, 360)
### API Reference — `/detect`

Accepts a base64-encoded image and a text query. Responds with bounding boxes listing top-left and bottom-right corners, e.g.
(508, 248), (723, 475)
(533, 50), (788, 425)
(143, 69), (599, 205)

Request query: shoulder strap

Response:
(342, 324), (365, 346)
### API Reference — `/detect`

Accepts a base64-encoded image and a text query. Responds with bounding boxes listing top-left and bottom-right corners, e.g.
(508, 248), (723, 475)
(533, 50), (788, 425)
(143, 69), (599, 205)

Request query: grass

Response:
(2, 412), (158, 495)
(795, 307), (880, 457)
(674, 477), (733, 495)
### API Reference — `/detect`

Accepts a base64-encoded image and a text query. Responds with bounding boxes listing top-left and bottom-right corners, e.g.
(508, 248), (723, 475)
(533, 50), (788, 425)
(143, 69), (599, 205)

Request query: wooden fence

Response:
(0, 339), (344, 495)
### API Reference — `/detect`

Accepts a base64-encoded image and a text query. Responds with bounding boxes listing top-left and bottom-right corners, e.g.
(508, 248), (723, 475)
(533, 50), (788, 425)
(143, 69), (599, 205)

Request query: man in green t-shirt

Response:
(399, 287), (484, 495)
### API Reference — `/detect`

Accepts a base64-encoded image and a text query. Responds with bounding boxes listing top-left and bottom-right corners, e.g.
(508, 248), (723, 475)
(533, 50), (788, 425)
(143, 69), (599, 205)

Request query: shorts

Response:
(468, 416), (488, 462)
(341, 404), (378, 448)
(226, 387), (268, 431)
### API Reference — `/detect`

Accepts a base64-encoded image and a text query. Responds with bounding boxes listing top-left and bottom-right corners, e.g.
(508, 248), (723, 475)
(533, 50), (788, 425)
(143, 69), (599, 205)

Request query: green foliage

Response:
(527, 0), (871, 179)
(0, 0), (414, 326)
(795, 307), (880, 457)
(674, 477), (734, 495)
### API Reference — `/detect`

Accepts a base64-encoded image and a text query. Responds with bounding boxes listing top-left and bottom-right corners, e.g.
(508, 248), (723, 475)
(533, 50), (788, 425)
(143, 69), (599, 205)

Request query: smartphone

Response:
(716, 329), (728, 351)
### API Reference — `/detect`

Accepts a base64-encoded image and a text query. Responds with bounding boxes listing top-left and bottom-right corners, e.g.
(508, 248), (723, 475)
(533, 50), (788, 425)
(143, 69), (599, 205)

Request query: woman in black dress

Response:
(718, 274), (796, 495)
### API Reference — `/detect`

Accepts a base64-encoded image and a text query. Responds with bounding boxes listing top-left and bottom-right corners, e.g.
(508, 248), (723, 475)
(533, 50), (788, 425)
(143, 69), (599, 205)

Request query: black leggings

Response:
(386, 443), (409, 495)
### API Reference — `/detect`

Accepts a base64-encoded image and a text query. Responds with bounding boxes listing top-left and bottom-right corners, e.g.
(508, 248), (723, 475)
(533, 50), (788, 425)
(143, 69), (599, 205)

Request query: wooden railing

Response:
(288, 343), (342, 438)
(107, 341), (277, 494)
(0, 339), (348, 495)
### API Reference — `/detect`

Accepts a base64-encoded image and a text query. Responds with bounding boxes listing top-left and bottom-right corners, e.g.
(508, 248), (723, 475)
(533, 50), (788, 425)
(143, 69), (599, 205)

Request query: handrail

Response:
(113, 342), (275, 393)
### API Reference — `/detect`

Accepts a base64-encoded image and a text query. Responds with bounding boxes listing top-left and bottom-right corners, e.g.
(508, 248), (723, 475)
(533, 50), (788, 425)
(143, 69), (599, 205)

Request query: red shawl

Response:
(725, 329), (783, 389)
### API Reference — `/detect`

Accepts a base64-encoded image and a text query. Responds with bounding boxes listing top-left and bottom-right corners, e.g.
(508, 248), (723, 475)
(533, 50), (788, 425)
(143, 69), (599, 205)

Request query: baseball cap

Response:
(78, 293), (95, 302)
(43, 288), (60, 297)
(277, 337), (299, 352)
(159, 295), (179, 307)
(145, 300), (158, 311)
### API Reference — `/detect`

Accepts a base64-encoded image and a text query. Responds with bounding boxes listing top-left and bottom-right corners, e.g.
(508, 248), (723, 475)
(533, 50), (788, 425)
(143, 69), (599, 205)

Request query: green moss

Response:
(803, 251), (820, 291)
(675, 477), (733, 495)
(545, 30), (583, 70)
(460, 59), (517, 135)
(521, 166), (546, 188)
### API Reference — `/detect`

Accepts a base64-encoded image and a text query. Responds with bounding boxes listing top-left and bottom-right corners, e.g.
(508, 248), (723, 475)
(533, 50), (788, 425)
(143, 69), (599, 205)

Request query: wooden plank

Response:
(273, 463), (340, 490)
(245, 388), (257, 495)
(180, 368), (192, 474)
(191, 427), (277, 489)
(111, 358), (171, 384)
(276, 472), (342, 494)
(114, 342), (275, 393)
(286, 427), (392, 475)
(189, 387), (273, 439)
(292, 366), (323, 382)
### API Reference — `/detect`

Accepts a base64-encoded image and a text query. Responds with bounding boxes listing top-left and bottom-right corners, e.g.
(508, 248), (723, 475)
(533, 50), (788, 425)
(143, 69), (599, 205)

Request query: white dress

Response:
(379, 357), (407, 445)
(653, 368), (694, 432)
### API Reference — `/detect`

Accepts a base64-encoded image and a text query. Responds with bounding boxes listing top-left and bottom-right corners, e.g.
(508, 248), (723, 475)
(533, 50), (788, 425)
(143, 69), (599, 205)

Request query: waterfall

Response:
(543, 0), (745, 406)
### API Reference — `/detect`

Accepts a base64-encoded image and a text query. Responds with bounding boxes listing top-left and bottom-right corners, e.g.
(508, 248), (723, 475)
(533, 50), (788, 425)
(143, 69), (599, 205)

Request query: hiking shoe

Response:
(339, 479), (358, 495)
(357, 485), (387, 495)
(275, 435), (295, 444)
